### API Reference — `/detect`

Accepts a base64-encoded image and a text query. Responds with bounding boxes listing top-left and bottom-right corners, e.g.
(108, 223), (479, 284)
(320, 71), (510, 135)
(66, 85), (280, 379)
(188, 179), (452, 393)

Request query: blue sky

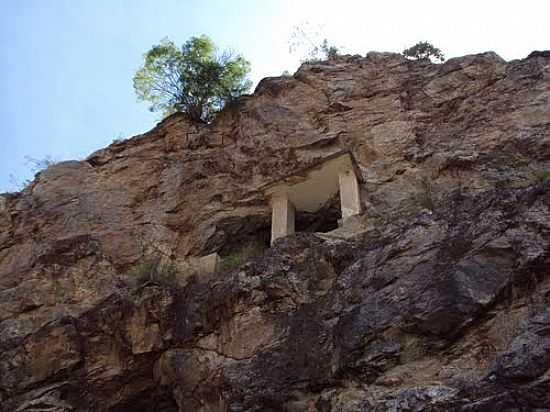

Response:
(1, 0), (549, 192)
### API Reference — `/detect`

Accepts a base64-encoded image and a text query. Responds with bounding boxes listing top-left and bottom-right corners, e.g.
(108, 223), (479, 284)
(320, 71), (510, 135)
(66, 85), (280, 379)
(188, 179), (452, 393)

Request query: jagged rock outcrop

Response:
(1, 51), (549, 411)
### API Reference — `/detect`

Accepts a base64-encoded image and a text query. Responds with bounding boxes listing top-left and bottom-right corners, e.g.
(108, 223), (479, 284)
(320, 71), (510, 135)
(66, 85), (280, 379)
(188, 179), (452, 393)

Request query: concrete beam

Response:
(270, 192), (295, 245)
(339, 169), (362, 220)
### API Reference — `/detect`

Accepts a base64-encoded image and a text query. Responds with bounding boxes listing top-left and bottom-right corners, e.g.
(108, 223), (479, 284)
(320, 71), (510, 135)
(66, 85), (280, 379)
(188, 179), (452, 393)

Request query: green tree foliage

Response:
(402, 41), (445, 62)
(320, 39), (339, 60)
(133, 36), (252, 122)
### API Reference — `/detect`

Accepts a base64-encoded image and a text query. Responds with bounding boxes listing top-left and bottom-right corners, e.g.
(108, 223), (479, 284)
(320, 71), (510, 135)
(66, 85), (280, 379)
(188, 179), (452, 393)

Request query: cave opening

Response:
(211, 215), (271, 271)
(216, 216), (271, 258)
(215, 194), (340, 260)
(295, 193), (340, 234)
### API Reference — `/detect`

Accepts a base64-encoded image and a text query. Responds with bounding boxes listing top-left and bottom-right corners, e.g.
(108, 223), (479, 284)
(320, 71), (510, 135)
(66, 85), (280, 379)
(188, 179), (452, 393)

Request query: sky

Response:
(1, 0), (549, 192)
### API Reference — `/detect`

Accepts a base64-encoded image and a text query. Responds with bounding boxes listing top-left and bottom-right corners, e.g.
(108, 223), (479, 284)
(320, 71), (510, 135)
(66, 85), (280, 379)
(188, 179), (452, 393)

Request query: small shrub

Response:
(494, 164), (550, 190)
(289, 23), (341, 63)
(415, 176), (435, 211)
(127, 256), (177, 287)
(219, 239), (267, 272)
(112, 133), (125, 144)
(491, 308), (523, 350)
(399, 334), (427, 363)
(494, 178), (512, 190)
(8, 155), (59, 191)
(403, 41), (445, 62)
(8, 174), (30, 192)
(25, 155), (58, 173)
(527, 165), (550, 185)
(320, 39), (339, 60)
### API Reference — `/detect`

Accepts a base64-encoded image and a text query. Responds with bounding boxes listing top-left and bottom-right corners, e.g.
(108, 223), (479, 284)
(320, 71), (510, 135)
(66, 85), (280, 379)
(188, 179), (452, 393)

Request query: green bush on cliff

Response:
(219, 239), (267, 272)
(403, 41), (445, 62)
(133, 36), (252, 122)
(527, 165), (550, 185)
(128, 257), (177, 286)
(415, 176), (436, 211)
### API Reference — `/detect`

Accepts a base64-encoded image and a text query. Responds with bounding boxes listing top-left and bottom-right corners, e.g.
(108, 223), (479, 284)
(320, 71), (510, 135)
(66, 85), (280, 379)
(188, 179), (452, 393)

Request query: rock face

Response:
(1, 51), (550, 411)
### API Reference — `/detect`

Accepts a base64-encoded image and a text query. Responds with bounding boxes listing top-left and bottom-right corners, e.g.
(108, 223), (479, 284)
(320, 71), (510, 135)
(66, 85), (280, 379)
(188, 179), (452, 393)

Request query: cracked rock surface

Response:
(1, 51), (550, 410)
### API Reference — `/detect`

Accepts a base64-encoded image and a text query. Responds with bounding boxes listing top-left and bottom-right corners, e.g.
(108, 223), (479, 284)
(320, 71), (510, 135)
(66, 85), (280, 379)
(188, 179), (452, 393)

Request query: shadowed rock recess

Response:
(1, 51), (550, 411)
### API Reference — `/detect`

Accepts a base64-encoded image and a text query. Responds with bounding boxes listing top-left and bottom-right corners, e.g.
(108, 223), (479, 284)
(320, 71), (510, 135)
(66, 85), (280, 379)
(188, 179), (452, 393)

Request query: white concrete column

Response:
(339, 169), (362, 220)
(270, 192), (295, 245)
(198, 253), (220, 274)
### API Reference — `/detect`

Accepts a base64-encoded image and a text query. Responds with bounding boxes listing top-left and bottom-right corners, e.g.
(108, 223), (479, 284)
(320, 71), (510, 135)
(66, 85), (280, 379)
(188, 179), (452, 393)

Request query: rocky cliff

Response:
(1, 51), (550, 411)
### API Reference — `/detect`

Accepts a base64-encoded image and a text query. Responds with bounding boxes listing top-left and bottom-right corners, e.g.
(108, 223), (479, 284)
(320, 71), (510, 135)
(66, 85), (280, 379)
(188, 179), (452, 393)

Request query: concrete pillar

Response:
(197, 253), (220, 274)
(339, 169), (362, 220)
(270, 192), (295, 245)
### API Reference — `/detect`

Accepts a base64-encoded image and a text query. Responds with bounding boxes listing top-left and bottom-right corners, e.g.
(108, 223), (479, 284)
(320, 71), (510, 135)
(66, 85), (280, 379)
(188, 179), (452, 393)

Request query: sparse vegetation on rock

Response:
(219, 239), (267, 272)
(527, 164), (550, 185)
(127, 256), (178, 287)
(289, 23), (340, 63)
(7, 155), (58, 191)
(414, 176), (436, 211)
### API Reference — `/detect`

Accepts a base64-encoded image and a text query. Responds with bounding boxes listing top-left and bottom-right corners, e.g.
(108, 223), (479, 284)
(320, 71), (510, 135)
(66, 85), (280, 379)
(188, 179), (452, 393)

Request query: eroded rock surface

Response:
(1, 51), (550, 411)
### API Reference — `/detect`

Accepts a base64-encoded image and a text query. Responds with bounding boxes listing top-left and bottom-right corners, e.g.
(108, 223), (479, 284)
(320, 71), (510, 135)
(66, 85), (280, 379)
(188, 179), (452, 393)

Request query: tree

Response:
(402, 41), (445, 63)
(289, 23), (340, 63)
(320, 39), (339, 60)
(133, 36), (252, 122)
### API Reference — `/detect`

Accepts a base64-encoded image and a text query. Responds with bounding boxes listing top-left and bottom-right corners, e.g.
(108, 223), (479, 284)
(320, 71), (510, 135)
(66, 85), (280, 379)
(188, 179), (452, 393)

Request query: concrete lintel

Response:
(261, 150), (364, 193)
(264, 152), (361, 214)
